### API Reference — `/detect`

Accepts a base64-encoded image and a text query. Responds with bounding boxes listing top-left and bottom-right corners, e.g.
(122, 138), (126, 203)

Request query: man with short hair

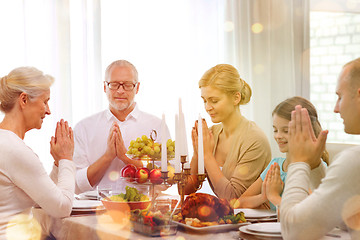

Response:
(280, 58), (360, 239)
(74, 60), (170, 193)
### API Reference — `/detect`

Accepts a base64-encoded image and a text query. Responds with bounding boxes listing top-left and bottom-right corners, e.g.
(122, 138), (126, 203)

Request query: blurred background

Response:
(0, 0), (359, 174)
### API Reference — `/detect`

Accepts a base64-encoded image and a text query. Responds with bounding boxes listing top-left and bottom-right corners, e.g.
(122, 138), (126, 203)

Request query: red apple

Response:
(149, 168), (163, 184)
(135, 168), (149, 183)
(143, 167), (150, 175)
(121, 164), (137, 182)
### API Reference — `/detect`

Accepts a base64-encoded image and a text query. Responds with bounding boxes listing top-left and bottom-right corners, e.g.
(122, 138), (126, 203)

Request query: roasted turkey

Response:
(181, 193), (233, 222)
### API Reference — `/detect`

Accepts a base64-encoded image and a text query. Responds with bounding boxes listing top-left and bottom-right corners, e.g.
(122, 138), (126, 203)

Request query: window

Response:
(310, 1), (360, 143)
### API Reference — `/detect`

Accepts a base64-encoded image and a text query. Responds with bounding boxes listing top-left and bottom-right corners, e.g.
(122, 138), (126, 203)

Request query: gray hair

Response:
(104, 60), (138, 82)
(0, 66), (54, 113)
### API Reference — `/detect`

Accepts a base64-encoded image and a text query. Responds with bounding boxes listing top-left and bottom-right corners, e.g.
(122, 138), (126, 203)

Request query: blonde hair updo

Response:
(198, 64), (252, 105)
(0, 67), (54, 113)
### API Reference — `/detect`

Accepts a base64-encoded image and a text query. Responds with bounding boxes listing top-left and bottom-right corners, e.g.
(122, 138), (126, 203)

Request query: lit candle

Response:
(178, 98), (184, 156)
(182, 116), (190, 168)
(161, 114), (167, 172)
(198, 115), (204, 174)
(179, 98), (190, 169)
(180, 112), (188, 156)
(174, 114), (181, 173)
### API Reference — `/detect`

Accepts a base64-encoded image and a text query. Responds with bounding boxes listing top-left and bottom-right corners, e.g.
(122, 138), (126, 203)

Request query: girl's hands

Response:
(50, 119), (74, 166)
(265, 163), (283, 206)
(261, 168), (269, 202)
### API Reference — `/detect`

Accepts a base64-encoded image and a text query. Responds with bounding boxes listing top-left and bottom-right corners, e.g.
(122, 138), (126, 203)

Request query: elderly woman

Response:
(0, 67), (75, 239)
(185, 64), (271, 202)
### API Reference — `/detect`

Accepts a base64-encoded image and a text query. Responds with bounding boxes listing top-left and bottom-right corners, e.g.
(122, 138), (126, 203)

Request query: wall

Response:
(310, 12), (360, 143)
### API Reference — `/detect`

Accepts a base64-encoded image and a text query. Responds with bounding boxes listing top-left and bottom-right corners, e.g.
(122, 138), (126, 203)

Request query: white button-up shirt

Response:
(73, 104), (170, 193)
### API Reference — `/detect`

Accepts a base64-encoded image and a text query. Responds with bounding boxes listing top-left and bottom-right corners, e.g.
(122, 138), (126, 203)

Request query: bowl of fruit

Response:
(130, 196), (179, 237)
(101, 186), (151, 223)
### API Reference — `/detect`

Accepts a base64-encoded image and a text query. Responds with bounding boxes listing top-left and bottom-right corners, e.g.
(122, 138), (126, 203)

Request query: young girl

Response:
(236, 96), (329, 210)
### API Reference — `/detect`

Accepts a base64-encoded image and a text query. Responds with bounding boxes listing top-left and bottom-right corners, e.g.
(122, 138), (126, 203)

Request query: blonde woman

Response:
(0, 67), (75, 239)
(236, 96), (329, 210)
(185, 64), (271, 201)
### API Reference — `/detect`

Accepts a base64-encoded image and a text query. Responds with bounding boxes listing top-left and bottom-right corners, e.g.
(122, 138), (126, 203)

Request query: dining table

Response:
(32, 198), (352, 240)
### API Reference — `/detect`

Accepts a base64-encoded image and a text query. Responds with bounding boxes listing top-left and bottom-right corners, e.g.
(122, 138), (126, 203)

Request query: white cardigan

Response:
(281, 146), (360, 240)
(0, 129), (75, 239)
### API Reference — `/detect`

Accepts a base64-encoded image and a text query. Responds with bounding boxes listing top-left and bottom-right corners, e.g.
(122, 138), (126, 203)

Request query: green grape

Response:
(149, 149), (155, 156)
(166, 139), (172, 147)
(144, 146), (151, 154)
(168, 146), (174, 152)
(154, 146), (160, 153)
(130, 140), (135, 146)
(141, 135), (148, 141)
(131, 148), (138, 154)
(136, 137), (141, 142)
(133, 142), (140, 149)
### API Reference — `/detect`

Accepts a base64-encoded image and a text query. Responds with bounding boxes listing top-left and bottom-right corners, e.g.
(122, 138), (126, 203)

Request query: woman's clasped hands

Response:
(50, 119), (74, 166)
(191, 118), (214, 164)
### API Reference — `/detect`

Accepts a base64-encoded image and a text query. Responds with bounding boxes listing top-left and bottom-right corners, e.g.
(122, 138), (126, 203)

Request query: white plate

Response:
(239, 225), (282, 238)
(246, 222), (281, 234)
(71, 207), (105, 213)
(235, 208), (277, 219)
(82, 190), (98, 198)
(72, 200), (103, 209)
(174, 221), (250, 233)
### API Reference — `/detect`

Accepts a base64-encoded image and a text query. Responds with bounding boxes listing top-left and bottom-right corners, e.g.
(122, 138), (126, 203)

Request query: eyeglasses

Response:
(104, 81), (137, 91)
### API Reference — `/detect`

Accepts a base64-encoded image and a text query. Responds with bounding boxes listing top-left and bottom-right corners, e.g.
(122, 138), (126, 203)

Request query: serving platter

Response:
(174, 221), (250, 233)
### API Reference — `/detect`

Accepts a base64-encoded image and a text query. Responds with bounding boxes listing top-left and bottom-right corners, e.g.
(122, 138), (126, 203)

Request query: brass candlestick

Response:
(174, 155), (206, 208)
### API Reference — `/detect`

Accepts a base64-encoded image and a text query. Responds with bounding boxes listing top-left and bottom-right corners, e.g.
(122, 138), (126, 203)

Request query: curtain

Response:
(0, 0), (104, 172)
(0, 0), (223, 173)
(0, 0), (310, 171)
(223, 0), (310, 156)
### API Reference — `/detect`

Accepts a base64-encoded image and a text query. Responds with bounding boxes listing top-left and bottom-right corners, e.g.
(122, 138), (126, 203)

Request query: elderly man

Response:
(280, 58), (360, 239)
(74, 60), (170, 193)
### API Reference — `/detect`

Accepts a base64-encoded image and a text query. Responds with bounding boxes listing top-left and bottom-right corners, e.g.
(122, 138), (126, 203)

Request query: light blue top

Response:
(260, 157), (287, 211)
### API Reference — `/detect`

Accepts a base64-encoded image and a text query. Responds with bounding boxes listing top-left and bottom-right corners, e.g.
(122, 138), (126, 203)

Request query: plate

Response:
(83, 190), (98, 198)
(174, 221), (250, 233)
(73, 200), (103, 209)
(247, 222), (281, 234)
(235, 208), (277, 219)
(239, 224), (282, 238)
